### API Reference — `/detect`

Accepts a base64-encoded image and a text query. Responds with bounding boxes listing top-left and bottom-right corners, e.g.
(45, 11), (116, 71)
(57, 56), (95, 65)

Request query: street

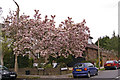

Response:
(17, 69), (120, 80)
(92, 70), (118, 78)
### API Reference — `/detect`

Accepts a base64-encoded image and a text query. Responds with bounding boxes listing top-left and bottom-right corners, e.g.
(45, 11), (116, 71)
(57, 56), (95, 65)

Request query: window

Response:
(0, 65), (8, 70)
(106, 61), (114, 63)
(114, 61), (118, 64)
(86, 63), (94, 67)
(118, 60), (120, 63)
(74, 64), (84, 68)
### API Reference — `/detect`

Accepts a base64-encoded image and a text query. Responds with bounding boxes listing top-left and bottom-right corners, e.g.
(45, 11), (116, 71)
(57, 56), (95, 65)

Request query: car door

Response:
(88, 63), (96, 75)
(114, 61), (118, 68)
(0, 65), (2, 79)
(118, 60), (120, 68)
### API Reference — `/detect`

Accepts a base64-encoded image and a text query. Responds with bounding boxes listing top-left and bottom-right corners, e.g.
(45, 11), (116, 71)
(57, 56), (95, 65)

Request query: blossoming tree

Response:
(2, 9), (90, 72)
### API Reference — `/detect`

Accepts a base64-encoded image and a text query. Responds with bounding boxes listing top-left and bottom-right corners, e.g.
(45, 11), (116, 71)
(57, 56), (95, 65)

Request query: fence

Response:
(9, 67), (70, 75)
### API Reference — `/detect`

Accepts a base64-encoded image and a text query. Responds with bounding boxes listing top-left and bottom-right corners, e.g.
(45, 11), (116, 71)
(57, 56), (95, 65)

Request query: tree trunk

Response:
(1, 53), (3, 66)
(0, 39), (3, 65)
(0, 24), (3, 65)
(15, 53), (18, 73)
(13, 0), (19, 74)
(45, 55), (48, 63)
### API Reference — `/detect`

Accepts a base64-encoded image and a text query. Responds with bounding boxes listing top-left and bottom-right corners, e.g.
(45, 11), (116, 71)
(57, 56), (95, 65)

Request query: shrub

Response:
(44, 63), (53, 68)
(57, 63), (67, 68)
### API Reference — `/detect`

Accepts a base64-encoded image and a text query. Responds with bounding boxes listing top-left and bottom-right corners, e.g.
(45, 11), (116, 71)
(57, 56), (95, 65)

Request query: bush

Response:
(18, 54), (33, 68)
(28, 58), (34, 68)
(38, 63), (45, 68)
(81, 60), (91, 63)
(4, 53), (33, 68)
(57, 63), (67, 68)
(4, 53), (14, 68)
(44, 63), (53, 68)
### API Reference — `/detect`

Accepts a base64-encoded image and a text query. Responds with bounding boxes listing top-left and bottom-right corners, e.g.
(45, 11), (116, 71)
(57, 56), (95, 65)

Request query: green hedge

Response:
(4, 54), (33, 68)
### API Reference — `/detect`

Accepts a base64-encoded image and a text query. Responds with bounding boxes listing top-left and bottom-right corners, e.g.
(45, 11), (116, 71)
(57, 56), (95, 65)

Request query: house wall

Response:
(85, 48), (118, 66)
(85, 48), (98, 62)
(101, 52), (118, 65)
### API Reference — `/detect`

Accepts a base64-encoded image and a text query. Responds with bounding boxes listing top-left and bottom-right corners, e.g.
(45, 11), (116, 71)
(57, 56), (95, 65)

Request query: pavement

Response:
(100, 66), (104, 69)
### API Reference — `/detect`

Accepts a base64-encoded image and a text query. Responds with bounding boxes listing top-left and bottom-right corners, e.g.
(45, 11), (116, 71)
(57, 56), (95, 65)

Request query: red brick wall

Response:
(85, 48), (98, 62)
(85, 48), (117, 66)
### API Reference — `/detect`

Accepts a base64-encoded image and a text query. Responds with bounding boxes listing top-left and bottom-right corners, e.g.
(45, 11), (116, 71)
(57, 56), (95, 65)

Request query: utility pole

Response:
(13, 0), (19, 73)
(98, 39), (100, 69)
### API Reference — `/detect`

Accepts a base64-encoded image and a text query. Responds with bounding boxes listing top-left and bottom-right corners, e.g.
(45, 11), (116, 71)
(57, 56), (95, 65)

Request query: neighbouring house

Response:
(100, 49), (118, 66)
(84, 36), (118, 67)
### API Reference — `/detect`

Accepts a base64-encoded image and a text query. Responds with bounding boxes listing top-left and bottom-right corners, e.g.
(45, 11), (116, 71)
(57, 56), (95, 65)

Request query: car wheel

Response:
(105, 68), (107, 70)
(10, 78), (16, 80)
(115, 66), (117, 70)
(95, 71), (98, 75)
(87, 72), (91, 78)
(73, 76), (77, 78)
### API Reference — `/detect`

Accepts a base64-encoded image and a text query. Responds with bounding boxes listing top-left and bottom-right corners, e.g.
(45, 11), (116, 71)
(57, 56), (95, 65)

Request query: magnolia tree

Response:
(3, 10), (57, 62)
(55, 18), (90, 58)
(2, 10), (90, 72)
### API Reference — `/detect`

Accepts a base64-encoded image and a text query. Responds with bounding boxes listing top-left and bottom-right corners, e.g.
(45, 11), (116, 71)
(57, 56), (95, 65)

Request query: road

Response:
(17, 69), (120, 80)
(92, 70), (118, 78)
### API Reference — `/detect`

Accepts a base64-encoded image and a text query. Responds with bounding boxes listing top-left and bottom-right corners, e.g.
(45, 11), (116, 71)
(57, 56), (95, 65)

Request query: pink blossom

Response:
(3, 10), (90, 59)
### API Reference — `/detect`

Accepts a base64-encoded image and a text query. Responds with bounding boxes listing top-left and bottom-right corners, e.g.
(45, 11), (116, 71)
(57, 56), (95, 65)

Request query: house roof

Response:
(86, 44), (98, 50)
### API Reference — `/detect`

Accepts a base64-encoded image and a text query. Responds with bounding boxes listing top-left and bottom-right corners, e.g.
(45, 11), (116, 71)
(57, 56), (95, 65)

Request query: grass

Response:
(99, 68), (105, 71)
(68, 70), (72, 73)
(17, 75), (41, 79)
(68, 75), (73, 78)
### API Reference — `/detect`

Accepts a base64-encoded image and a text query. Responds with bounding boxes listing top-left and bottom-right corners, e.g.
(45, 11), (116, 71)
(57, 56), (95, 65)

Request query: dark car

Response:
(0, 65), (17, 80)
(104, 60), (119, 70)
(118, 60), (120, 64)
(118, 60), (120, 68)
(72, 63), (98, 78)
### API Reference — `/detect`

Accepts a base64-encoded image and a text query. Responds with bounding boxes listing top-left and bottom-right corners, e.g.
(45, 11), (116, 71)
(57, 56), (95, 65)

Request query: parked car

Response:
(118, 60), (120, 68)
(72, 63), (98, 78)
(104, 60), (119, 70)
(118, 60), (120, 63)
(0, 65), (17, 80)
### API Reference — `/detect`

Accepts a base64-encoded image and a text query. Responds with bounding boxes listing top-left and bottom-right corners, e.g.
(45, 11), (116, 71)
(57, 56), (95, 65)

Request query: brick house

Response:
(84, 37), (118, 66)
(85, 43), (98, 62)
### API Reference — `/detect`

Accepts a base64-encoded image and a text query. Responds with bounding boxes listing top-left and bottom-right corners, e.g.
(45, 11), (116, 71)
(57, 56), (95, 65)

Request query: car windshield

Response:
(106, 61), (114, 63)
(118, 60), (120, 63)
(0, 65), (8, 70)
(0, 65), (2, 70)
(73, 64), (84, 68)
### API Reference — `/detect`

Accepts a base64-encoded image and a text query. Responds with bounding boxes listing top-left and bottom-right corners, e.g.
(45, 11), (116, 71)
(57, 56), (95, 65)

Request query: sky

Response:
(0, 0), (119, 43)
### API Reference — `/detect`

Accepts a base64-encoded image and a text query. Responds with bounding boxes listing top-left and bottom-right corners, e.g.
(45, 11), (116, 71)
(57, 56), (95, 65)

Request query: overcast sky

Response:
(0, 0), (119, 43)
